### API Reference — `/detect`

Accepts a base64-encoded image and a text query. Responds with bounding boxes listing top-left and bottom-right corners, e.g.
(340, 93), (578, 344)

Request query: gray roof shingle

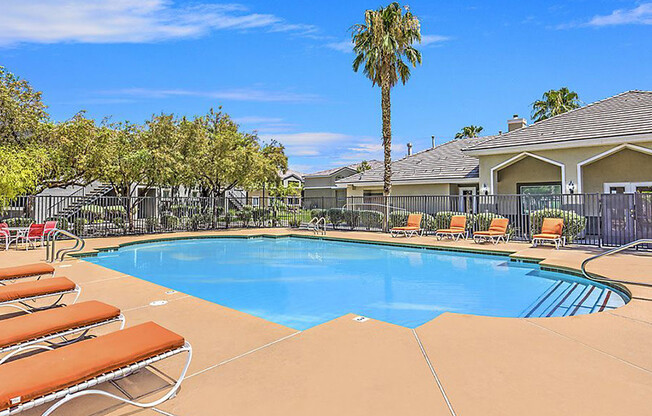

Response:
(305, 160), (382, 178)
(465, 91), (652, 152)
(337, 137), (485, 184)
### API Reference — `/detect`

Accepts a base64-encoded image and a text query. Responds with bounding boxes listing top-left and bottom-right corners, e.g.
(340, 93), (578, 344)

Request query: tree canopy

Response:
(532, 87), (582, 122)
(455, 125), (483, 139)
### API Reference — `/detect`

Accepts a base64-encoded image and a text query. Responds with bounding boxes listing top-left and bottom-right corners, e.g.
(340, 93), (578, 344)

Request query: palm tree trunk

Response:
(381, 77), (392, 231)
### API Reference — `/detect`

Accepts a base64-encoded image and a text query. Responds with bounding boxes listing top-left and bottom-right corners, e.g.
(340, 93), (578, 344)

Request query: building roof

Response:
(337, 137), (485, 185)
(280, 169), (304, 181)
(305, 160), (382, 178)
(464, 90), (652, 153)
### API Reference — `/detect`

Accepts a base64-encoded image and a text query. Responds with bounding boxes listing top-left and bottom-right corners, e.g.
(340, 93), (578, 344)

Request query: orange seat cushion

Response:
(474, 230), (505, 236)
(488, 218), (509, 233)
(0, 301), (120, 348)
(533, 233), (563, 240)
(540, 218), (564, 236)
(0, 322), (185, 411)
(437, 228), (465, 234)
(405, 214), (422, 228)
(0, 277), (76, 303)
(449, 216), (467, 229)
(0, 263), (55, 281)
(391, 226), (420, 231)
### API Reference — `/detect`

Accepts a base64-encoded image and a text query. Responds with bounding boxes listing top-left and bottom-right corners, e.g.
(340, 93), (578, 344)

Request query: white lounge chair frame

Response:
(0, 313), (126, 364)
(0, 342), (192, 416)
(435, 230), (467, 241)
(473, 233), (510, 245)
(390, 228), (423, 238)
(0, 285), (81, 314)
(0, 269), (56, 286)
(532, 235), (566, 249)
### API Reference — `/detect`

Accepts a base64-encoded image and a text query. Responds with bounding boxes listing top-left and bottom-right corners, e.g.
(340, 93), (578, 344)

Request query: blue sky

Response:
(1, 1), (651, 173)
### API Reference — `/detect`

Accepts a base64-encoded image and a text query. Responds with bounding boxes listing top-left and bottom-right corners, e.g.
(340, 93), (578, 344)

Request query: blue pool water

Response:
(85, 237), (627, 330)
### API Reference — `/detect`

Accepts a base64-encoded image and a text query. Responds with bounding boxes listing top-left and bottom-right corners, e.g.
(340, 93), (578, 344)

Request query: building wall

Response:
(477, 141), (652, 194)
(496, 157), (561, 194)
(345, 183), (474, 197)
(582, 148), (652, 193)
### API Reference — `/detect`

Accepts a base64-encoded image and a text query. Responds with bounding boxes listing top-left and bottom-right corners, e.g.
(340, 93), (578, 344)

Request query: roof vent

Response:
(407, 143), (413, 156)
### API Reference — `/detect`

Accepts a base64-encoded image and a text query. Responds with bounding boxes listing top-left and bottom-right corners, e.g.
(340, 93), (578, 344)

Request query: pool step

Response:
(520, 280), (621, 318)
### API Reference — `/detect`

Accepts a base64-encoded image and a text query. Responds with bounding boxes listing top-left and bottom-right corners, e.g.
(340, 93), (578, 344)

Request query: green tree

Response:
(352, 2), (422, 197)
(454, 125), (483, 139)
(356, 160), (372, 173)
(532, 87), (581, 122)
(0, 146), (47, 208)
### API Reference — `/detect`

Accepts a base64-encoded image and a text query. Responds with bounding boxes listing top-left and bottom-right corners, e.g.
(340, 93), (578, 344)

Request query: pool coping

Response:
(72, 231), (633, 301)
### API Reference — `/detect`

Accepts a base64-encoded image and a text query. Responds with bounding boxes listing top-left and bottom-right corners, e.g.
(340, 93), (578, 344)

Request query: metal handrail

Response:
(307, 217), (326, 235)
(581, 239), (652, 288)
(46, 229), (86, 263)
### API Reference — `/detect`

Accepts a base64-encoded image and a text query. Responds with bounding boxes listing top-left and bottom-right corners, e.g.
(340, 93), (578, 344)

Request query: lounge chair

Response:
(532, 218), (565, 249)
(0, 322), (192, 416)
(0, 277), (81, 314)
(0, 223), (9, 251)
(0, 263), (55, 285)
(473, 218), (510, 244)
(15, 223), (45, 251)
(0, 300), (125, 364)
(390, 213), (423, 238)
(435, 215), (468, 241)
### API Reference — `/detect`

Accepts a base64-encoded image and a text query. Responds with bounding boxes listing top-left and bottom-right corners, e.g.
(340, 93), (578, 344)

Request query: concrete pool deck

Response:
(1, 228), (651, 415)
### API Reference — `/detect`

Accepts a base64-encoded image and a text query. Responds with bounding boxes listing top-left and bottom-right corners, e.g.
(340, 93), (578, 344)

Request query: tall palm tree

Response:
(455, 125), (483, 139)
(531, 87), (581, 122)
(352, 3), (422, 197)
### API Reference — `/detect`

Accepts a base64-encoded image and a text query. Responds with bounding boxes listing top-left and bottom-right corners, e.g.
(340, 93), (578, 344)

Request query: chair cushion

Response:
(0, 277), (76, 303)
(540, 218), (563, 235)
(449, 216), (467, 229)
(405, 214), (422, 228)
(437, 228), (465, 234)
(0, 322), (185, 411)
(474, 231), (504, 236)
(391, 226), (420, 231)
(0, 301), (120, 348)
(488, 218), (509, 233)
(0, 263), (55, 281)
(533, 233), (562, 240)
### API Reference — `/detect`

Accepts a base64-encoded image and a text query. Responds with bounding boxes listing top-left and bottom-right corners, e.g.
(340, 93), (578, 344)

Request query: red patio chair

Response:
(16, 223), (45, 251)
(0, 223), (9, 251)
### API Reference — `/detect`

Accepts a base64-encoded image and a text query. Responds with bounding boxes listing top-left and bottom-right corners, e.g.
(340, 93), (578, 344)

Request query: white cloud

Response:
(233, 116), (284, 124)
(325, 39), (353, 53)
(103, 87), (319, 103)
(587, 3), (652, 26)
(259, 132), (349, 157)
(0, 0), (318, 46)
(420, 34), (450, 46)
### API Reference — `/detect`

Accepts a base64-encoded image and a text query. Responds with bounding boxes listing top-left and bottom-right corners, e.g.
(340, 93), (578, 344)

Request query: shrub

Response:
(474, 212), (506, 231)
(73, 218), (88, 235)
(80, 204), (104, 221)
(529, 209), (587, 242)
(252, 207), (267, 226)
(145, 217), (158, 232)
(434, 211), (473, 230)
(310, 209), (327, 220)
(5, 217), (34, 227)
(327, 208), (346, 228)
(237, 206), (253, 227)
(341, 210), (360, 230)
(46, 217), (69, 231)
(288, 216), (302, 228)
(358, 210), (384, 230)
(161, 214), (180, 229)
(104, 205), (126, 218)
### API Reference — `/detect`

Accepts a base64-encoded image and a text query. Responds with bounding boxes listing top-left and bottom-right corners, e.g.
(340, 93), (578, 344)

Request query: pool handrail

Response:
(581, 239), (652, 288)
(45, 229), (85, 263)
(307, 217), (326, 235)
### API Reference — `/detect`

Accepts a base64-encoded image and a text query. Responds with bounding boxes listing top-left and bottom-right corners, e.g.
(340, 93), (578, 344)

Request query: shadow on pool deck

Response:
(2, 228), (651, 416)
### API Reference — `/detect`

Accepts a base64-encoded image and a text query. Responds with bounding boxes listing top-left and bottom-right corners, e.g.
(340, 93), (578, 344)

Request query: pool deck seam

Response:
(412, 329), (457, 416)
(525, 320), (652, 374)
(123, 294), (191, 312)
(186, 331), (302, 380)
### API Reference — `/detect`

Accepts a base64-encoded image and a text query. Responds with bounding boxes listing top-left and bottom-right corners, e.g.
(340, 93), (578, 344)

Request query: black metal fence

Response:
(2, 193), (651, 248)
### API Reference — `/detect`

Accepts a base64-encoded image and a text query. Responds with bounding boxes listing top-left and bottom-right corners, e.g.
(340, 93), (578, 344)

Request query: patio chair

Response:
(0, 263), (56, 286)
(43, 220), (58, 241)
(435, 215), (468, 241)
(473, 218), (510, 244)
(390, 213), (423, 238)
(0, 277), (81, 315)
(15, 223), (45, 251)
(0, 322), (192, 416)
(0, 300), (125, 364)
(532, 218), (565, 249)
(0, 223), (8, 251)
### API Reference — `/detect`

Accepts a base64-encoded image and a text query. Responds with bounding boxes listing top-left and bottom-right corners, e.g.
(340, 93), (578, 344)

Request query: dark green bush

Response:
(529, 209), (586, 242)
(161, 214), (180, 229)
(310, 209), (327, 220)
(237, 206), (253, 227)
(288, 216), (302, 228)
(327, 208), (345, 228)
(145, 217), (158, 232)
(358, 210), (384, 230)
(473, 213), (505, 231)
(46, 217), (69, 231)
(104, 205), (126, 217)
(73, 218), (88, 235)
(80, 204), (104, 221)
(5, 217), (34, 227)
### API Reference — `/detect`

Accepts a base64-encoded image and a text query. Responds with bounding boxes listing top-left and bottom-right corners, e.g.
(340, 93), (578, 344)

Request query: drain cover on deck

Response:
(353, 316), (369, 323)
(165, 290), (177, 295)
(149, 300), (168, 306)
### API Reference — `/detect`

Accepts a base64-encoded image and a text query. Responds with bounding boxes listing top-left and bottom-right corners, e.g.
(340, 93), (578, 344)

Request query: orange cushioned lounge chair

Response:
(0, 277), (80, 314)
(435, 215), (468, 241)
(0, 322), (192, 416)
(0, 301), (125, 364)
(0, 263), (55, 286)
(532, 218), (565, 249)
(473, 218), (510, 244)
(390, 213), (423, 238)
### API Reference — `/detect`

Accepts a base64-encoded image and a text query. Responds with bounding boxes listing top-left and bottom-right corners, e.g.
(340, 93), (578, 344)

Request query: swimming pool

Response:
(85, 237), (627, 330)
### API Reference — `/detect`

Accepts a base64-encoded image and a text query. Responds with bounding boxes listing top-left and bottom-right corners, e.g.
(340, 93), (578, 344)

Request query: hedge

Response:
(474, 212), (506, 231)
(80, 204), (104, 221)
(434, 211), (474, 230)
(529, 209), (586, 242)
(357, 210), (384, 230)
(388, 211), (436, 231)
(4, 217), (33, 227)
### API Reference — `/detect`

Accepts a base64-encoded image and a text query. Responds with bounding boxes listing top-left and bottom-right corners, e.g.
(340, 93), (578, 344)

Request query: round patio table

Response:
(6, 227), (29, 249)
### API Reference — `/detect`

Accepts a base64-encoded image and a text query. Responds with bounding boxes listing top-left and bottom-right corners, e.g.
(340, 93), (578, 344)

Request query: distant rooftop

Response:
(337, 138), (484, 185)
(305, 160), (382, 178)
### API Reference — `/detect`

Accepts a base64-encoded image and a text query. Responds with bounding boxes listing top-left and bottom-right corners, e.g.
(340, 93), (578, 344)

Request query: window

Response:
(363, 190), (383, 197)
(161, 188), (171, 198)
(517, 183), (562, 195)
(252, 197), (260, 207)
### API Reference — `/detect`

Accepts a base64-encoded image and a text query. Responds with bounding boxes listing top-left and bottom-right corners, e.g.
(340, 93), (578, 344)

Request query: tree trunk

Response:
(381, 76), (392, 231)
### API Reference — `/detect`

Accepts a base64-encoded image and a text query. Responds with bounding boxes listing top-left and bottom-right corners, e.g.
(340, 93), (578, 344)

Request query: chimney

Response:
(507, 114), (527, 132)
(407, 142), (413, 156)
(431, 135), (436, 148)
